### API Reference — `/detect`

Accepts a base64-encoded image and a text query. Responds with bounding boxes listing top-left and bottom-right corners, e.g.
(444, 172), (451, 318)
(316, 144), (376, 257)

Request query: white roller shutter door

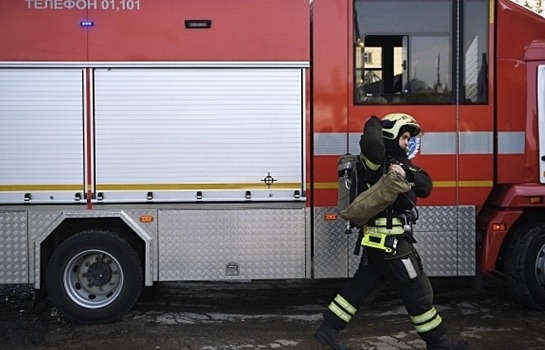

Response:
(0, 69), (84, 204)
(94, 68), (305, 202)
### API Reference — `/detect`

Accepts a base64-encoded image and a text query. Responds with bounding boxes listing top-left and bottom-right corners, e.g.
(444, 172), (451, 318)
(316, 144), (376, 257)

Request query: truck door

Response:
(539, 65), (545, 184)
(92, 67), (306, 203)
(349, 0), (491, 277)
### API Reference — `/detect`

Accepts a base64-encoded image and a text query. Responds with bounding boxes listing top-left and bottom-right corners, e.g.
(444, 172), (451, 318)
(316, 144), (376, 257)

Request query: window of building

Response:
(354, 0), (489, 105)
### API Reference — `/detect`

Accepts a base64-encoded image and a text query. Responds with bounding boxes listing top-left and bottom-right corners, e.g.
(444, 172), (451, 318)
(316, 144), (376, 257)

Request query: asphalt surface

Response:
(1, 273), (544, 349)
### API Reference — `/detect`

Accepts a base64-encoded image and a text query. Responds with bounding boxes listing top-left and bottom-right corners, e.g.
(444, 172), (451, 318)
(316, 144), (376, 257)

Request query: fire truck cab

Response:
(0, 0), (545, 324)
(312, 0), (545, 312)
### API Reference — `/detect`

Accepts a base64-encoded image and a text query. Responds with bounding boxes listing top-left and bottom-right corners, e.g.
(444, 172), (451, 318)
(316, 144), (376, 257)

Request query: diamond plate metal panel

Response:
(314, 207), (352, 278)
(415, 206), (458, 231)
(0, 211), (28, 283)
(305, 207), (312, 278)
(29, 209), (64, 285)
(158, 208), (306, 281)
(318, 206), (477, 278)
(413, 230), (458, 276)
(457, 206), (476, 276)
(29, 209), (157, 288)
(120, 209), (159, 281)
(413, 206), (475, 276)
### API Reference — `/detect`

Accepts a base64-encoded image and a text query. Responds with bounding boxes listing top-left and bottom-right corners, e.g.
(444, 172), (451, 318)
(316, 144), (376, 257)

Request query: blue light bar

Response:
(80, 20), (94, 27)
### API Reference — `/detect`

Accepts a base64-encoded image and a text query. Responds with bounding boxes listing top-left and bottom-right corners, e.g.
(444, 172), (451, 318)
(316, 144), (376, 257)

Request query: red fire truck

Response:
(0, 0), (544, 324)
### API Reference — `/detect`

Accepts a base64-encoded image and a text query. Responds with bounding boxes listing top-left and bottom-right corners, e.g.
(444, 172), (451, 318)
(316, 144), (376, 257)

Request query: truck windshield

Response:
(354, 0), (488, 105)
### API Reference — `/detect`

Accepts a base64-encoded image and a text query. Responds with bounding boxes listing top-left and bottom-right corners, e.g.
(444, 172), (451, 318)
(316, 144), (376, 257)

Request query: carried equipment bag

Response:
(339, 170), (412, 227)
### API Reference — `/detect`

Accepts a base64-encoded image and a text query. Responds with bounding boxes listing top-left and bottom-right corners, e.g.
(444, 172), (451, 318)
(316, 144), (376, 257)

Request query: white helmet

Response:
(381, 113), (422, 140)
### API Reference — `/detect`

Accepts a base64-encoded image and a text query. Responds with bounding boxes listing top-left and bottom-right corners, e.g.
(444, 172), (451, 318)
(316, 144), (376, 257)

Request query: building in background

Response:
(513, 0), (544, 15)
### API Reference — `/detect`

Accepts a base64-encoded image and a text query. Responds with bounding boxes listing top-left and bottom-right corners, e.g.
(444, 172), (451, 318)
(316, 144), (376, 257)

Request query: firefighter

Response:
(314, 113), (469, 350)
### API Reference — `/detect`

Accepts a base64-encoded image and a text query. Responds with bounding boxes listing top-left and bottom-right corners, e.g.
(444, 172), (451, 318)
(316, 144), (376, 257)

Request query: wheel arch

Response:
(36, 210), (153, 290)
(497, 207), (545, 270)
(501, 213), (545, 310)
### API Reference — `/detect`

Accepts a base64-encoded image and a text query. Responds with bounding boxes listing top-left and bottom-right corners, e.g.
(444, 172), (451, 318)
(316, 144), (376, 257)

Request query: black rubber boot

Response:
(427, 337), (469, 350)
(314, 322), (351, 350)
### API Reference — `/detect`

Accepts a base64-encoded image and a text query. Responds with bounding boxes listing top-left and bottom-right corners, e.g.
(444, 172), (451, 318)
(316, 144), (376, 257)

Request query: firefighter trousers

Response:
(323, 240), (447, 345)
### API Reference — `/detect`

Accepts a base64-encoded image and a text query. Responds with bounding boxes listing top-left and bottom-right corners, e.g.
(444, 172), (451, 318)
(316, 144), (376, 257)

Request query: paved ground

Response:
(1, 273), (544, 349)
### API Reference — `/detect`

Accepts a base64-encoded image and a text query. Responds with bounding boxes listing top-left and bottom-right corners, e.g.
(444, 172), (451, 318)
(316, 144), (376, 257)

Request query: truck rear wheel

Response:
(505, 223), (545, 310)
(45, 230), (143, 324)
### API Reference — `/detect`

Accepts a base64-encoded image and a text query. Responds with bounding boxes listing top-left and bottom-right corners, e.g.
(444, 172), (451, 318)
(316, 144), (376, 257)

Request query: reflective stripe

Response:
(411, 307), (443, 333)
(334, 294), (357, 315)
(328, 302), (352, 323)
(363, 216), (405, 252)
(413, 314), (443, 333)
(459, 132), (493, 154)
(316, 131), (499, 156)
(365, 225), (405, 235)
(411, 307), (437, 324)
(401, 257), (418, 279)
(360, 154), (381, 171)
(373, 217), (403, 227)
(498, 131), (525, 154)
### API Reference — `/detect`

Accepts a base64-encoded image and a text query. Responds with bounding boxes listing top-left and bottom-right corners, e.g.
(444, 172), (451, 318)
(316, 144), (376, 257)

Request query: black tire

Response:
(504, 223), (545, 310)
(45, 230), (143, 324)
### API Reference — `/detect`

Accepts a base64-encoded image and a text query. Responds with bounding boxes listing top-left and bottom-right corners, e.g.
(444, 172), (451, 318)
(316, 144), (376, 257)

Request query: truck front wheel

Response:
(45, 230), (143, 324)
(505, 223), (545, 310)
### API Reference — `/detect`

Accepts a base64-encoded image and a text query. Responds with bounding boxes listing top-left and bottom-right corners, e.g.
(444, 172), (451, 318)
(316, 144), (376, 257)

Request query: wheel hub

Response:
(64, 250), (123, 309)
(78, 254), (120, 295)
(86, 261), (112, 287)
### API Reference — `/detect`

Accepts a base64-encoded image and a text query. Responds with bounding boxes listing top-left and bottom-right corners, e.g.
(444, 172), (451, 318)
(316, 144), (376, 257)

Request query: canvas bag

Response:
(339, 170), (412, 227)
